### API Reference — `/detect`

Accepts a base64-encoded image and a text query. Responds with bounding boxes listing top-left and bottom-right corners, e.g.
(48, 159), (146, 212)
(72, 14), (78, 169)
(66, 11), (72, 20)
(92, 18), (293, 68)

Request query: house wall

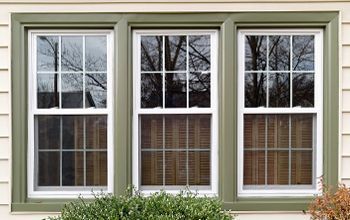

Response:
(0, 0), (347, 219)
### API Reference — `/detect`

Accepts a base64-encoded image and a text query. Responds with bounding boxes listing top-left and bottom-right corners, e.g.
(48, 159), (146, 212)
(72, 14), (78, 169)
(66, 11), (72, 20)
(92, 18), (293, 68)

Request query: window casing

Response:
(237, 29), (323, 197)
(132, 30), (218, 194)
(27, 30), (114, 198)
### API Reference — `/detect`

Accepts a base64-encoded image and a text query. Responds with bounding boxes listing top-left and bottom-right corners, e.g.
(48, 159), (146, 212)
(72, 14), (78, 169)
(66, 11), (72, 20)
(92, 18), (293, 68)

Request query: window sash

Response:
(237, 29), (323, 197)
(132, 30), (218, 195)
(27, 30), (114, 198)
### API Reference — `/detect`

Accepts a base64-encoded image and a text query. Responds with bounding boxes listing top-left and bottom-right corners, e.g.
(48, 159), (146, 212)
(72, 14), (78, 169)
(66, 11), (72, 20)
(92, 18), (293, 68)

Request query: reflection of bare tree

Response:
(269, 36), (290, 70)
(246, 36), (267, 71)
(245, 35), (314, 107)
(292, 73), (314, 107)
(245, 73), (266, 107)
(141, 35), (211, 107)
(37, 36), (107, 108)
(38, 36), (59, 107)
(293, 36), (314, 71)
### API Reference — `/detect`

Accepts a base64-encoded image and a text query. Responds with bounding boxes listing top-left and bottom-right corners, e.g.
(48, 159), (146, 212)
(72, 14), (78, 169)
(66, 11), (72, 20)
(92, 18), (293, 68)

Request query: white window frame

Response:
(132, 29), (218, 195)
(27, 30), (114, 198)
(237, 29), (323, 197)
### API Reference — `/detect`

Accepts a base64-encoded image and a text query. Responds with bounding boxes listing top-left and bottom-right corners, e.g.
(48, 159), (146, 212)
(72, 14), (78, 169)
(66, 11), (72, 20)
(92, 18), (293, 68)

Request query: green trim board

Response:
(11, 12), (339, 213)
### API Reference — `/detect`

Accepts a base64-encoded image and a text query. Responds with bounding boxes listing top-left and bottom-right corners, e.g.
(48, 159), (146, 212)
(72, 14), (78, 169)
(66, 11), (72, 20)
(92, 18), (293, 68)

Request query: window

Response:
(237, 29), (323, 196)
(28, 30), (114, 198)
(132, 30), (218, 194)
(12, 12), (338, 212)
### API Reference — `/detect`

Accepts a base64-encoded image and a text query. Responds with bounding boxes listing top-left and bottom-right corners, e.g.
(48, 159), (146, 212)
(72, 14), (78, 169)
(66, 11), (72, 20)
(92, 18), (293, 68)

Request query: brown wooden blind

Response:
(37, 115), (107, 187)
(244, 114), (313, 186)
(141, 114), (210, 186)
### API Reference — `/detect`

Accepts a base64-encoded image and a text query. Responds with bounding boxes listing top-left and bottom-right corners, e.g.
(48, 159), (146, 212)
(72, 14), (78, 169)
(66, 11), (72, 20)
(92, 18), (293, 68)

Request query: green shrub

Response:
(46, 188), (234, 220)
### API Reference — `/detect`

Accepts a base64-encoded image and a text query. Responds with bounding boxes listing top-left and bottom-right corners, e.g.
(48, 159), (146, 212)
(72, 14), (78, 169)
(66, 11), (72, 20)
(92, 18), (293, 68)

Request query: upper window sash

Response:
(133, 30), (218, 114)
(238, 29), (323, 114)
(29, 30), (114, 115)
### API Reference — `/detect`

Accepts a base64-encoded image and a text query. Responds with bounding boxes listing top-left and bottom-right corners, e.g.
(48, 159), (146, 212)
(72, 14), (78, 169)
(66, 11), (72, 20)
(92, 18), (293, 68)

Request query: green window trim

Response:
(11, 11), (339, 213)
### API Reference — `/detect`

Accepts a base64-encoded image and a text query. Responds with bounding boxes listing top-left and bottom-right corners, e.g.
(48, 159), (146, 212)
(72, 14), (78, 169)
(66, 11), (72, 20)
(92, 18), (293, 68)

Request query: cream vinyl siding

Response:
(0, 1), (345, 220)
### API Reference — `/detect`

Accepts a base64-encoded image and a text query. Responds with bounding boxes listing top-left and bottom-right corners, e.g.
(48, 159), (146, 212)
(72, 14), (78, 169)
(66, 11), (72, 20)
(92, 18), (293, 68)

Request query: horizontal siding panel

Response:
(343, 24), (350, 45)
(343, 135), (350, 156)
(0, 206), (9, 220)
(343, 91), (350, 110)
(0, 183), (9, 205)
(0, 93), (9, 114)
(343, 68), (350, 89)
(0, 205), (52, 220)
(343, 46), (350, 67)
(0, 138), (9, 159)
(343, 113), (350, 134)
(0, 160), (9, 181)
(342, 179), (350, 187)
(0, 71), (8, 92)
(234, 213), (309, 220)
(0, 48), (8, 69)
(0, 115), (9, 137)
(342, 157), (350, 178)
(0, 26), (8, 46)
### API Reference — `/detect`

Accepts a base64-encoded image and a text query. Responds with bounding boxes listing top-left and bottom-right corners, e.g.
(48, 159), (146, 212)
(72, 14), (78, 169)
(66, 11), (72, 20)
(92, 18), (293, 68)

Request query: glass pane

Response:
(165, 115), (187, 149)
(165, 73), (186, 108)
(189, 72), (210, 107)
(165, 151), (187, 185)
(62, 73), (83, 108)
(189, 35), (210, 71)
(293, 73), (314, 107)
(140, 115), (163, 149)
(62, 152), (84, 186)
(85, 36), (107, 72)
(267, 151), (289, 185)
(86, 152), (107, 186)
(245, 73), (266, 107)
(267, 115), (289, 148)
(141, 151), (163, 185)
(188, 151), (210, 185)
(291, 114), (313, 149)
(245, 36), (267, 71)
(269, 72), (290, 107)
(62, 116), (84, 149)
(61, 36), (83, 72)
(188, 115), (211, 149)
(37, 74), (59, 108)
(86, 116), (107, 149)
(38, 152), (60, 186)
(268, 36), (290, 71)
(165, 36), (187, 71)
(37, 115), (60, 149)
(141, 36), (163, 71)
(244, 151), (265, 185)
(37, 36), (59, 72)
(293, 35), (314, 71)
(244, 115), (265, 149)
(141, 73), (163, 108)
(291, 151), (312, 185)
(86, 73), (107, 108)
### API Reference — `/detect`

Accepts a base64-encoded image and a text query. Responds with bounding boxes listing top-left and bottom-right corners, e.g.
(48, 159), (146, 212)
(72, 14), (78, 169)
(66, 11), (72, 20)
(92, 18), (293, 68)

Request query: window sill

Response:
(238, 189), (320, 197)
(223, 198), (314, 211)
